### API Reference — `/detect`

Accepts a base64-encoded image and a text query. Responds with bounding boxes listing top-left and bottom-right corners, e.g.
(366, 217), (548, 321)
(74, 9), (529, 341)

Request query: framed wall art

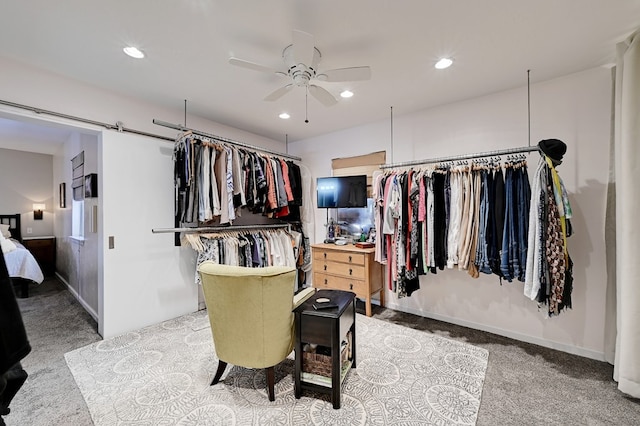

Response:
(85, 173), (98, 198)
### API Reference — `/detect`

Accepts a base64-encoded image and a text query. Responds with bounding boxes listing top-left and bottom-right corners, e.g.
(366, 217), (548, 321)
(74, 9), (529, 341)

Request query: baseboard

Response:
(55, 272), (99, 322)
(385, 301), (606, 362)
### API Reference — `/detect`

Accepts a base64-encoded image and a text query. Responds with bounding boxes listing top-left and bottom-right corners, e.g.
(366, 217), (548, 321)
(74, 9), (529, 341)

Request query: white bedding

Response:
(3, 240), (44, 284)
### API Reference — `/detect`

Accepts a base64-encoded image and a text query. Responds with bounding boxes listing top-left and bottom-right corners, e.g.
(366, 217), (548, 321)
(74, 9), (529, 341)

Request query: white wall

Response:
(52, 132), (100, 319)
(289, 67), (612, 360)
(0, 56), (288, 338)
(0, 147), (54, 237)
(100, 131), (199, 338)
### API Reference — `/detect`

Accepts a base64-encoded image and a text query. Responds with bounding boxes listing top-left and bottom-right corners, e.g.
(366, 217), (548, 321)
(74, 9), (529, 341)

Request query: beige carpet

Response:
(65, 310), (488, 425)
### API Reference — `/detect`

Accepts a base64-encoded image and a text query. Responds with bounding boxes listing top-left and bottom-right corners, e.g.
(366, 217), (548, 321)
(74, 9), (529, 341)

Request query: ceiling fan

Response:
(229, 30), (371, 108)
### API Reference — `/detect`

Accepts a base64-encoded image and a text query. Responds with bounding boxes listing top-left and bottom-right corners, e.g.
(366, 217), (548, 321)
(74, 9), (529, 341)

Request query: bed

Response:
(1, 214), (44, 298)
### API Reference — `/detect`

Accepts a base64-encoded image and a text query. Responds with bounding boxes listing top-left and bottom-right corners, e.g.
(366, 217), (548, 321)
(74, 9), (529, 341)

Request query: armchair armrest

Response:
(293, 287), (316, 309)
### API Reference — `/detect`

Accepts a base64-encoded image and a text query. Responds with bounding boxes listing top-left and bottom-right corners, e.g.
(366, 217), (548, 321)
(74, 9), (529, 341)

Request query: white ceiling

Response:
(1, 0), (639, 149)
(0, 117), (72, 155)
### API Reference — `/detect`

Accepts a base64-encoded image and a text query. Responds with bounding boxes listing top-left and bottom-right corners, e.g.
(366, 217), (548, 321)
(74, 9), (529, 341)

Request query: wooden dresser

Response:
(311, 243), (384, 317)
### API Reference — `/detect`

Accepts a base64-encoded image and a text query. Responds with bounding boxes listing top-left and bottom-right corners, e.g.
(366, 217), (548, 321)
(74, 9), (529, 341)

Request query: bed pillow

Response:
(1, 236), (17, 254)
(0, 223), (11, 239)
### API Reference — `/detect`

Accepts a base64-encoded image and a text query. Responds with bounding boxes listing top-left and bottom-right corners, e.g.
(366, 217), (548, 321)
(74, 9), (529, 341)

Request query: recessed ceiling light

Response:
(279, 112), (290, 119)
(123, 46), (145, 59)
(340, 90), (354, 98)
(435, 58), (453, 69)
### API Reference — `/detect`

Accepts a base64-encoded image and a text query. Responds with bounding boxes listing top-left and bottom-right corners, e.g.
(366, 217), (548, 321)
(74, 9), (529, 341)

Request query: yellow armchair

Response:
(197, 261), (315, 401)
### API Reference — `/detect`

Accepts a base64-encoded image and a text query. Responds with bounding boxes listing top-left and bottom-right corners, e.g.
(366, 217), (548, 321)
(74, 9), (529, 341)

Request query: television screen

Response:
(317, 175), (368, 208)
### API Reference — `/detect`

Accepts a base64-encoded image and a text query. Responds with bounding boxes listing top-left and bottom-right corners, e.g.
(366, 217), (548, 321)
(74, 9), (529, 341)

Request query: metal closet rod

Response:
(0, 98), (175, 142)
(153, 119), (302, 162)
(380, 146), (541, 169)
(152, 223), (292, 234)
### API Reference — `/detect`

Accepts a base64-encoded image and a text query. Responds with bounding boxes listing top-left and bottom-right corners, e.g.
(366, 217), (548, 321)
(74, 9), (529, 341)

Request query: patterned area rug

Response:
(65, 311), (489, 425)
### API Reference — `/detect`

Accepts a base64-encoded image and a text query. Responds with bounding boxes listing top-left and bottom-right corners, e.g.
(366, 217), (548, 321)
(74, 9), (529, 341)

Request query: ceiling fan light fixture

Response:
(229, 30), (371, 108)
(279, 112), (290, 119)
(435, 58), (453, 69)
(123, 46), (145, 59)
(340, 90), (354, 98)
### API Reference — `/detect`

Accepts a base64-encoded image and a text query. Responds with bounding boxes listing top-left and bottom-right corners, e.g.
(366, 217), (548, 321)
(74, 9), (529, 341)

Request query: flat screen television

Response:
(317, 175), (368, 208)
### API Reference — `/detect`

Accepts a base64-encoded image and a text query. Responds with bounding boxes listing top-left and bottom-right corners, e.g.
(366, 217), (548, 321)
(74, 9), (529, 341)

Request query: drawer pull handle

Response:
(324, 253), (327, 258)
(349, 283), (353, 290)
(349, 255), (352, 262)
(349, 268), (352, 275)
(324, 265), (327, 271)
(324, 279), (328, 285)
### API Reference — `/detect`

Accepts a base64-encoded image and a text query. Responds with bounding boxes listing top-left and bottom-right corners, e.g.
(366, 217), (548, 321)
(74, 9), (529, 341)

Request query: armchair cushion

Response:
(198, 262), (304, 369)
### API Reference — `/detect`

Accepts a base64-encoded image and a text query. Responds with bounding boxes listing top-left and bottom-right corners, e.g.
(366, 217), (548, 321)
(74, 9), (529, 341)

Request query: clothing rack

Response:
(153, 119), (302, 162)
(379, 146), (540, 169)
(151, 223), (292, 234)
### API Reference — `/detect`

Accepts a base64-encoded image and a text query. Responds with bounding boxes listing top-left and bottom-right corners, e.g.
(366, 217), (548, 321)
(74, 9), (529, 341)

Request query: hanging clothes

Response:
(433, 169), (447, 270)
(173, 132), (303, 225)
(186, 229), (299, 286)
(446, 167), (463, 269)
(374, 148), (574, 318)
(498, 158), (531, 282)
(524, 155), (573, 316)
(489, 164), (505, 277)
(374, 156), (534, 297)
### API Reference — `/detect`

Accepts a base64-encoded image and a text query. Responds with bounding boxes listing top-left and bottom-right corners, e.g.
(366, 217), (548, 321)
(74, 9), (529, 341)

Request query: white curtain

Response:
(605, 29), (640, 398)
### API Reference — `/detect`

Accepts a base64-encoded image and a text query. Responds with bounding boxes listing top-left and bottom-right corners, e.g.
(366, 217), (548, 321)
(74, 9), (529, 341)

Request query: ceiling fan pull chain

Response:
(305, 88), (309, 124)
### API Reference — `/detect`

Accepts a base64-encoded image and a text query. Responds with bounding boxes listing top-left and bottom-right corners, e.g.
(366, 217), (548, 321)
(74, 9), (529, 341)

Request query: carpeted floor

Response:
(65, 310), (488, 425)
(8, 277), (100, 426)
(6, 277), (640, 425)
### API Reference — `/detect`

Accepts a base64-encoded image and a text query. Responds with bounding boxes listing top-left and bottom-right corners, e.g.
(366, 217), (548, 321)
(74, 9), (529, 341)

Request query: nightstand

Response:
(294, 289), (356, 409)
(22, 236), (56, 276)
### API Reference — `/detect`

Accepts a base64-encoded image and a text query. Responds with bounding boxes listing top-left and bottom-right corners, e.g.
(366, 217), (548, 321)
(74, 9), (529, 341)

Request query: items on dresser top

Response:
(311, 243), (384, 317)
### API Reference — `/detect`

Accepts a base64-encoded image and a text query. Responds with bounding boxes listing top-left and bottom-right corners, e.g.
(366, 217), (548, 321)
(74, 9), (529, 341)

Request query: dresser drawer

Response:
(316, 261), (365, 279)
(23, 238), (53, 248)
(313, 272), (367, 295)
(313, 250), (365, 266)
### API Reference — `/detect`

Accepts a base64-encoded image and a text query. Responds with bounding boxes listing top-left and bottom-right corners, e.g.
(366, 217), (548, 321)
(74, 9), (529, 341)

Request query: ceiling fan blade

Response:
(292, 30), (315, 65)
(264, 84), (294, 101)
(318, 66), (372, 82)
(229, 57), (280, 74)
(308, 84), (338, 107)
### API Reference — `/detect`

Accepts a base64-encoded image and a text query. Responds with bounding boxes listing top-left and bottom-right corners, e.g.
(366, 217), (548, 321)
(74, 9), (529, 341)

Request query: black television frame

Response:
(316, 175), (368, 208)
